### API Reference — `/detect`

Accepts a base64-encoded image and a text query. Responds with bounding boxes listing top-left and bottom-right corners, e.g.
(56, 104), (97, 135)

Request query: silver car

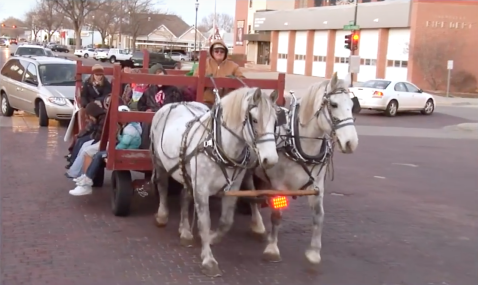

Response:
(0, 56), (76, 127)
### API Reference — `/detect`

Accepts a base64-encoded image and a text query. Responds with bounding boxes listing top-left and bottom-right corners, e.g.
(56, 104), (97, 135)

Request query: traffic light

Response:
(344, 34), (352, 50)
(12, 25), (16, 28)
(352, 33), (359, 50)
(1, 23), (4, 27)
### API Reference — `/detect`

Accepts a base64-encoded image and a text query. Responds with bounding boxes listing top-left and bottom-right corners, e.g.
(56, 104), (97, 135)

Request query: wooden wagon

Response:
(73, 50), (286, 216)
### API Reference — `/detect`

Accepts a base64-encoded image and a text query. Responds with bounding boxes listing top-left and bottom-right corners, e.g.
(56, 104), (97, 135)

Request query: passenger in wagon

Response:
(193, 39), (244, 108)
(65, 102), (107, 178)
(120, 60), (135, 96)
(80, 64), (112, 108)
(69, 106), (142, 196)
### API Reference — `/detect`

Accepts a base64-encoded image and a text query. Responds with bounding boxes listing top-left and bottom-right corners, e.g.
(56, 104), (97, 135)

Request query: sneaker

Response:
(73, 174), (86, 183)
(69, 185), (93, 196)
(77, 176), (93, 187)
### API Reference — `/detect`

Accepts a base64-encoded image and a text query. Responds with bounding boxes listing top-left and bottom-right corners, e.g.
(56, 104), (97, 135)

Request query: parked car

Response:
(11, 45), (56, 57)
(74, 48), (95, 58)
(169, 52), (190, 61)
(107, 48), (132, 63)
(50, 45), (69, 53)
(0, 56), (76, 126)
(95, 49), (109, 62)
(131, 51), (181, 69)
(349, 79), (435, 117)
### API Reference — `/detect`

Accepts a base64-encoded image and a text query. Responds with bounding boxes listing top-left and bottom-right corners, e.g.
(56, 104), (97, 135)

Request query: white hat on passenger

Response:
(118, 105), (130, 112)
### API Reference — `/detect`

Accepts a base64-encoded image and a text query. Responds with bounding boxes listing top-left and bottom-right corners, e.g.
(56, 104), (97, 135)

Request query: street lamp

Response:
(194, 0), (199, 62)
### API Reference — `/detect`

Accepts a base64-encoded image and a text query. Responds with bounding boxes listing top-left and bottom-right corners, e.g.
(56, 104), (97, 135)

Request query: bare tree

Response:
(0, 17), (25, 38)
(124, 0), (163, 51)
(23, 10), (42, 41)
(90, 1), (120, 45)
(33, 0), (65, 41)
(410, 35), (462, 90)
(199, 13), (233, 33)
(50, 0), (106, 49)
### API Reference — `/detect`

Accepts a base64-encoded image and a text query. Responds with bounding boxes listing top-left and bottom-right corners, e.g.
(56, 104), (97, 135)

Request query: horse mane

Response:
(221, 87), (276, 134)
(298, 78), (348, 123)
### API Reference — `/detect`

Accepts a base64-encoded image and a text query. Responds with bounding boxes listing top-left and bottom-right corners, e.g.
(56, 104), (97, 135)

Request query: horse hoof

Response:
(305, 249), (321, 265)
(201, 261), (222, 277)
(180, 237), (194, 248)
(154, 214), (168, 228)
(262, 252), (282, 263)
(249, 230), (267, 242)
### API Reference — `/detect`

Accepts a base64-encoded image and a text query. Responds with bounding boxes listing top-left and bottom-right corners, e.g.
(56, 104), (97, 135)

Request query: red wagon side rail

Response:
(101, 50), (286, 173)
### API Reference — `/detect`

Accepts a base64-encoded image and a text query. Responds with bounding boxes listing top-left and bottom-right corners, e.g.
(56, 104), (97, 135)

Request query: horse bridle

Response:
(310, 87), (356, 135)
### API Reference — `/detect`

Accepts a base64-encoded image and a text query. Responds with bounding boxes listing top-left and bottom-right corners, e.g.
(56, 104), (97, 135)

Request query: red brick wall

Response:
(409, 0), (478, 90)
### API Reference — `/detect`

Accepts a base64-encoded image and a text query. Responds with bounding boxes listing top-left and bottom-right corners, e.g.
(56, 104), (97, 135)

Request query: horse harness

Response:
(165, 84), (275, 194)
(276, 87), (355, 190)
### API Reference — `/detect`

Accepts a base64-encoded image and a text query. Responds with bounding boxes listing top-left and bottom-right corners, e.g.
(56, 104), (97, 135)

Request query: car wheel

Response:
(421, 99), (434, 115)
(110, 56), (116, 63)
(37, 100), (49, 127)
(76, 55), (81, 58)
(384, 100), (398, 117)
(0, 92), (14, 117)
(181, 58), (185, 61)
(83, 53), (89, 58)
(174, 64), (180, 70)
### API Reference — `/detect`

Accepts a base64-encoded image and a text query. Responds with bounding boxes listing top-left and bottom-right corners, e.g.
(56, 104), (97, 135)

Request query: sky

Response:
(0, 0), (235, 25)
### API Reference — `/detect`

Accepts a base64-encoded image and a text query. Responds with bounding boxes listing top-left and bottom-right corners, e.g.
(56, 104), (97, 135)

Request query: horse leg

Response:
(242, 173), (266, 239)
(262, 209), (282, 262)
(178, 188), (194, 247)
(305, 177), (325, 265)
(153, 160), (169, 227)
(195, 188), (221, 277)
(210, 195), (238, 245)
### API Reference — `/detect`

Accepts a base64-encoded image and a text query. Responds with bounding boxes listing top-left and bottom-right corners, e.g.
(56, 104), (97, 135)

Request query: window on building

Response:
(294, 54), (306, 60)
(362, 0), (371, 2)
(314, 0), (323, 7)
(249, 0), (253, 8)
(248, 25), (252, 34)
(329, 0), (336, 6)
(278, 53), (288, 59)
(313, 55), (326, 62)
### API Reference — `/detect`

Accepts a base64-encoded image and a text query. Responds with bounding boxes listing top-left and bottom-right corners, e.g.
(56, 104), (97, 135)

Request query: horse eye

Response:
(330, 102), (338, 108)
(252, 118), (258, 124)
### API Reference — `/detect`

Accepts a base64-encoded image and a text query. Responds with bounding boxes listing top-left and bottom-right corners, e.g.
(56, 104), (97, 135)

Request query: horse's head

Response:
(222, 87), (279, 168)
(300, 73), (358, 154)
(321, 73), (358, 153)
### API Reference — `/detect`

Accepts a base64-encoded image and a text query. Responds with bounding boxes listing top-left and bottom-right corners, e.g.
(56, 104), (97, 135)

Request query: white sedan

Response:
(350, 79), (435, 117)
(74, 48), (95, 58)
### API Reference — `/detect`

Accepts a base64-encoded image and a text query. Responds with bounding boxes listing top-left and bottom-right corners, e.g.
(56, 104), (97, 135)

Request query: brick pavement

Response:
(1, 120), (478, 285)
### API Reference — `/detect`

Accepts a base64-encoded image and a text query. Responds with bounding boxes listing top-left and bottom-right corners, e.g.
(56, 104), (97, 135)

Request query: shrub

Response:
(450, 70), (477, 93)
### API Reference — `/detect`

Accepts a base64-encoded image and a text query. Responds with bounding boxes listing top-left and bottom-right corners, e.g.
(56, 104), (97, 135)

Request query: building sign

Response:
(80, 31), (90, 37)
(236, 20), (244, 46)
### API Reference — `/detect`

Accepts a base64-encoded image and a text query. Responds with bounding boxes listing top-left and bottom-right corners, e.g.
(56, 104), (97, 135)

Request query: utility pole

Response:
(351, 0), (358, 87)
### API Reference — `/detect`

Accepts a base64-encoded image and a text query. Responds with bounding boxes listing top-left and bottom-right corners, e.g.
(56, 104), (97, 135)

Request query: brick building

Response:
(233, 0), (478, 91)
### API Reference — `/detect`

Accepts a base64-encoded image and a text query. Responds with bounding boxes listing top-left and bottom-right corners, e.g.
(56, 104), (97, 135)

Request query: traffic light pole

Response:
(350, 0), (358, 87)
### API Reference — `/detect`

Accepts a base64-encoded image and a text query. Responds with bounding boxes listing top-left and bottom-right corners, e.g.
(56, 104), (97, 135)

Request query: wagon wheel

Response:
(111, 170), (134, 216)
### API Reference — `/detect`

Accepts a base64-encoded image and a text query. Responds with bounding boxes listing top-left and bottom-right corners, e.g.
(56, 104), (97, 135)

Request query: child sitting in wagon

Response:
(69, 105), (142, 196)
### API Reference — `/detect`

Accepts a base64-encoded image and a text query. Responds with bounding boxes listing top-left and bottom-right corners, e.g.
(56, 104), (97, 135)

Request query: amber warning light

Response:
(353, 34), (359, 41)
(271, 196), (288, 209)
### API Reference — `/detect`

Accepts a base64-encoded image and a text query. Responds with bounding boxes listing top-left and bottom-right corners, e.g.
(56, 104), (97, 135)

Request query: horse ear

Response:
(330, 72), (339, 89)
(252, 88), (262, 104)
(269, 90), (279, 103)
(343, 73), (352, 87)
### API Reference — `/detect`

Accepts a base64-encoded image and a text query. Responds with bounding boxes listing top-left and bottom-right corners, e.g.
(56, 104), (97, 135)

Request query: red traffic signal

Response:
(1, 23), (4, 27)
(12, 25), (16, 28)
(352, 33), (359, 50)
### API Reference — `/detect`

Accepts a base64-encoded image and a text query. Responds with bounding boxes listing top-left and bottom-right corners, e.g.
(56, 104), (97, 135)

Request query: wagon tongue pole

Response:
(270, 196), (288, 210)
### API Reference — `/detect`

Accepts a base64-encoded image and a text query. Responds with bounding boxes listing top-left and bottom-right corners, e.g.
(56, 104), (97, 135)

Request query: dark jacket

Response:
(84, 102), (107, 143)
(137, 85), (184, 112)
(80, 77), (112, 108)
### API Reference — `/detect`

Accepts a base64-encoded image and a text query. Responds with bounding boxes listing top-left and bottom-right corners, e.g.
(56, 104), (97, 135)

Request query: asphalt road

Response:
(1, 48), (478, 285)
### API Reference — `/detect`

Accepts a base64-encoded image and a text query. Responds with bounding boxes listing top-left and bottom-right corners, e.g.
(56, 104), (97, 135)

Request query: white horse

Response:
(149, 87), (279, 277)
(242, 72), (359, 265)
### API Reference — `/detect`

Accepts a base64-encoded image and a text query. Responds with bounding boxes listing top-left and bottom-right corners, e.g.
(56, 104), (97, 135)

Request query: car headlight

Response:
(48, 97), (67, 106)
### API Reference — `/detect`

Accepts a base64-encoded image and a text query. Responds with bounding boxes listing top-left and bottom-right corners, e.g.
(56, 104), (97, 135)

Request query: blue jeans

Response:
(86, 151), (107, 179)
(71, 136), (92, 162)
